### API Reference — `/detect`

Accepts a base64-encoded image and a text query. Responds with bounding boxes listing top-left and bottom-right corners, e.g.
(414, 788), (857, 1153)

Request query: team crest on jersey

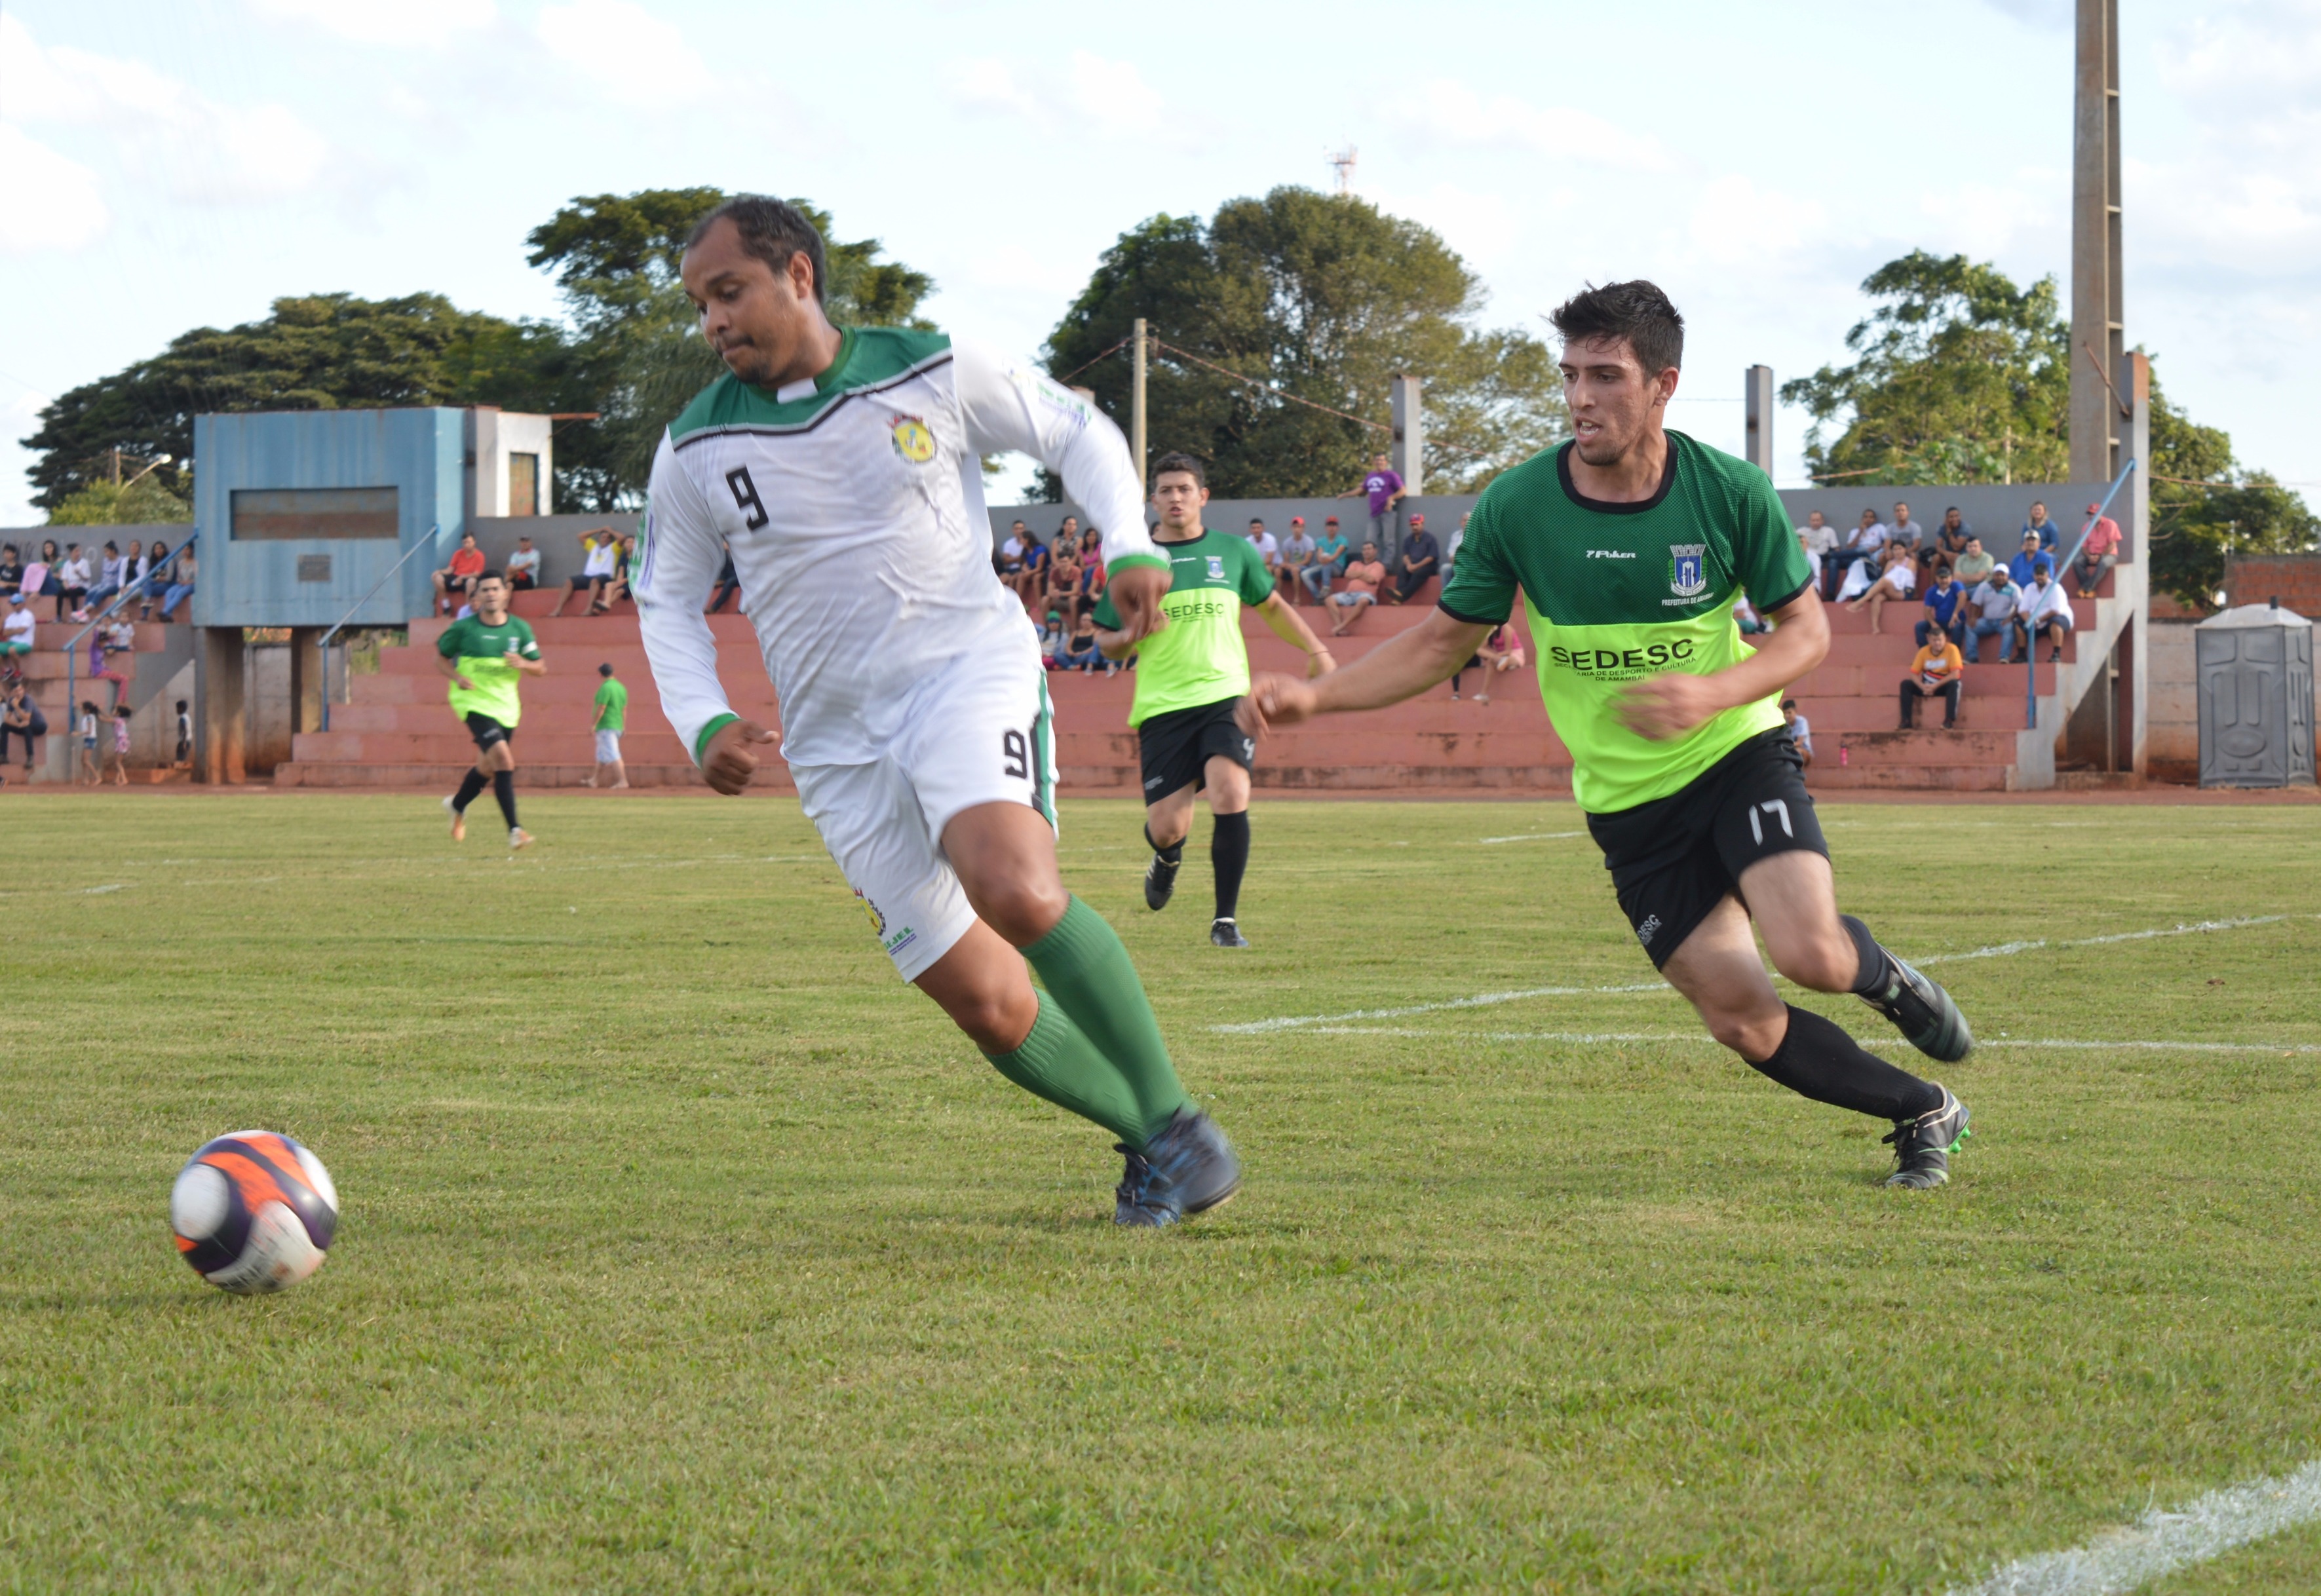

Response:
(854, 888), (886, 938)
(889, 414), (936, 465)
(1206, 555), (1225, 580)
(1667, 544), (1708, 599)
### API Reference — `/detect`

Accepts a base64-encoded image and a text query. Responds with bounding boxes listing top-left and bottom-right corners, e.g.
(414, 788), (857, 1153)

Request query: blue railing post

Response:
(317, 525), (437, 732)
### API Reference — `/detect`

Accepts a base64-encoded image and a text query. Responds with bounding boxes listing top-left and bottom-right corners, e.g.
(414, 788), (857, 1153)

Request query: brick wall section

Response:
(2224, 555), (2321, 618)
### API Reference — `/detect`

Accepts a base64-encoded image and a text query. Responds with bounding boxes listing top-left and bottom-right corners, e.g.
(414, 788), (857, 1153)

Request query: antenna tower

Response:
(1328, 145), (1357, 195)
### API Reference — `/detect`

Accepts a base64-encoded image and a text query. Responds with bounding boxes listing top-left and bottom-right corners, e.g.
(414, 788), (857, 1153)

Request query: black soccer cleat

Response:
(1141, 1106), (1242, 1217)
(1858, 951), (1974, 1063)
(1143, 850), (1181, 911)
(1210, 917), (1250, 949)
(1883, 1086), (1970, 1188)
(1112, 1146), (1174, 1227)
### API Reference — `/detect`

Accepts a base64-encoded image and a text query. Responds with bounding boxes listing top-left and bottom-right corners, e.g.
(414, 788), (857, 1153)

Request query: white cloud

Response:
(1368, 183), (1524, 267)
(0, 390), (50, 529)
(0, 125), (110, 255)
(245, 0), (499, 47)
(1915, 176), (2061, 259)
(955, 56), (1041, 119)
(0, 14), (331, 204)
(1065, 52), (1163, 138)
(948, 52), (1174, 142)
(535, 0), (709, 102)
(1400, 80), (1673, 172)
(1687, 175), (1828, 266)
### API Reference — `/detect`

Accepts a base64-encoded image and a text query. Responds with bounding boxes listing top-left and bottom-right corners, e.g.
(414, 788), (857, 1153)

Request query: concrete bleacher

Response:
(275, 569), (2098, 796)
(6, 615), (195, 783)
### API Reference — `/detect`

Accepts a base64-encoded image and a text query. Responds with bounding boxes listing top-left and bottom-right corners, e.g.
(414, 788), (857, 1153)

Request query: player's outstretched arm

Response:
(1614, 588), (1830, 741)
(1240, 607), (1492, 734)
(632, 435), (745, 774)
(1252, 592), (1337, 678)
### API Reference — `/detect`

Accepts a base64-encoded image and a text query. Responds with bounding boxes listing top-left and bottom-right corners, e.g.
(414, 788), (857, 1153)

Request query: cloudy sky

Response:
(1, 0), (2314, 522)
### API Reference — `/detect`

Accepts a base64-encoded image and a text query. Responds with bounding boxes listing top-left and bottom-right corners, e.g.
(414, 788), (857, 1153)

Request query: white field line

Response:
(1916, 915), (2302, 967)
(1476, 830), (1588, 845)
(1303, 1028), (2321, 1055)
(1947, 1458), (2321, 1596)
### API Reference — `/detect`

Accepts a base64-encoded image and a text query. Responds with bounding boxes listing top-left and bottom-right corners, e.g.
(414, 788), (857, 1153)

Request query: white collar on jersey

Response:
(775, 376), (817, 403)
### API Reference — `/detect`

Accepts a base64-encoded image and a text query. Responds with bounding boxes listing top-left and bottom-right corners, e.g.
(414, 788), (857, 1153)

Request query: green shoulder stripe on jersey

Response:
(693, 712), (738, 767)
(667, 327), (954, 447)
(1105, 552), (1168, 575)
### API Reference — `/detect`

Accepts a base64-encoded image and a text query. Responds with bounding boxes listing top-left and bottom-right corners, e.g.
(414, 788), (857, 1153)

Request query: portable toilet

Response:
(2196, 600), (2316, 788)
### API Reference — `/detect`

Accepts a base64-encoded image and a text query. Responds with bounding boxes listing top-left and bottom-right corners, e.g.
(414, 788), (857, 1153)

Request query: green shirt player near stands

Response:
(1241, 280), (1978, 1190)
(434, 570), (545, 850)
(1093, 451), (1335, 949)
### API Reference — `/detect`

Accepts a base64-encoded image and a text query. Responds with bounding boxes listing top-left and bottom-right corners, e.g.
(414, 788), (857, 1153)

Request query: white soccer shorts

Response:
(790, 637), (1058, 983)
(594, 730), (621, 763)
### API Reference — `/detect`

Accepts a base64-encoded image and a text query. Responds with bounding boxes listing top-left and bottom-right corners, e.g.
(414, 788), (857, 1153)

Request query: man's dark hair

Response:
(688, 196), (829, 303)
(598, 662), (615, 677)
(1151, 451), (1206, 487)
(477, 569), (505, 585)
(1549, 280), (1685, 375)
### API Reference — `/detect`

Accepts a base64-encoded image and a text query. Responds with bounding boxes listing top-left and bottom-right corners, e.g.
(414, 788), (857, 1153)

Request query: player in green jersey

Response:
(1094, 453), (1335, 949)
(1242, 282), (1974, 1189)
(435, 571), (545, 850)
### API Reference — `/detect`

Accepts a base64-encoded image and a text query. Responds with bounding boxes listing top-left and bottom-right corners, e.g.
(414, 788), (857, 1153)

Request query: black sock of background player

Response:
(1143, 824), (1182, 865)
(1211, 810), (1250, 921)
(1840, 913), (1894, 995)
(492, 769), (519, 830)
(1747, 1004), (1944, 1120)
(452, 768), (488, 814)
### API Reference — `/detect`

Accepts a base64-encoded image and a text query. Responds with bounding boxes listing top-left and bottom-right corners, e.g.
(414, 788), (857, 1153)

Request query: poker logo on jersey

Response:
(889, 414), (936, 465)
(1666, 544), (1708, 599)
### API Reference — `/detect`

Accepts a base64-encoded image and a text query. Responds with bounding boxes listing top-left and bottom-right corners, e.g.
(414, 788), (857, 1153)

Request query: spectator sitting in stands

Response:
(1, 681), (45, 781)
(158, 544), (195, 622)
(2008, 529), (2056, 590)
(1246, 519), (1281, 593)
(1280, 518), (1317, 604)
(1900, 630), (1965, 730)
(1951, 535), (1995, 590)
(1077, 528), (1105, 615)
(1961, 568), (2018, 664)
(1915, 566), (1966, 650)
(1781, 697), (1814, 767)
(1299, 518), (1349, 605)
(2015, 565), (2073, 663)
(1056, 611), (1106, 673)
(433, 531), (486, 614)
(1733, 595), (1769, 634)
(1887, 501), (1927, 562)
(550, 526), (620, 617)
(136, 545), (167, 620)
(1450, 622), (1524, 702)
(28, 541), (59, 620)
(1798, 510), (1840, 579)
(2071, 501), (2122, 597)
(1930, 508), (1973, 577)
(0, 595), (33, 659)
(1842, 541), (1916, 626)
(1389, 514), (1439, 604)
(1012, 527), (1050, 613)
(57, 541), (92, 622)
(1837, 508), (1887, 598)
(1443, 510), (1468, 584)
(1330, 542), (1387, 636)
(0, 545), (20, 603)
(1797, 529), (1823, 599)
(2024, 500), (2062, 556)
(505, 535), (542, 592)
(83, 541), (126, 617)
(997, 520), (1029, 586)
(1037, 609), (1065, 664)
(1043, 543), (1083, 624)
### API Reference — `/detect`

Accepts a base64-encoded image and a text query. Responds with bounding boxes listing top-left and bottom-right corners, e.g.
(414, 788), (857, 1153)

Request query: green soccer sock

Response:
(982, 994), (1145, 1148)
(1022, 896), (1192, 1147)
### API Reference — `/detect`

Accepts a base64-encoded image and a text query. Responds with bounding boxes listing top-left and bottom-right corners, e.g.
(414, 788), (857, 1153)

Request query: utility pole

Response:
(1742, 366), (1775, 476)
(2070, 0), (2125, 482)
(1389, 374), (1423, 495)
(1130, 317), (1148, 497)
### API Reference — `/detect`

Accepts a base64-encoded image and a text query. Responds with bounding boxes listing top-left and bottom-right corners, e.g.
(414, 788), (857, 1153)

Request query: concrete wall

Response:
(991, 495), (1480, 562)
(466, 409), (556, 518)
(464, 512), (641, 588)
(2148, 619), (2200, 782)
(1774, 482), (2128, 560)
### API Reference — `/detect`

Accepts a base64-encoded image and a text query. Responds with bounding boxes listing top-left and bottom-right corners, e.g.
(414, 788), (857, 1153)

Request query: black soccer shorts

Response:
(464, 712), (514, 753)
(1584, 727), (1826, 969)
(1137, 696), (1256, 802)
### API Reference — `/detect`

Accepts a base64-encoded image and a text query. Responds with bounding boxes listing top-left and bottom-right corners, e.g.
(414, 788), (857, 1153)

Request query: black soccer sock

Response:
(1746, 1004), (1944, 1121)
(451, 768), (488, 814)
(1211, 810), (1250, 921)
(1143, 824), (1183, 865)
(1841, 913), (1892, 995)
(491, 769), (519, 830)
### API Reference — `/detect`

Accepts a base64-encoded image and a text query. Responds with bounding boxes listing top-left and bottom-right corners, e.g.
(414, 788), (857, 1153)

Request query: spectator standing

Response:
(1845, 542), (1918, 632)
(2024, 501), (2062, 556)
(1278, 518), (1316, 603)
(2008, 530), (2056, 589)
(1961, 569), (2018, 664)
(432, 531), (487, 615)
(1915, 567), (1966, 649)
(1341, 450), (1406, 556)
(174, 699), (192, 767)
(1900, 632), (1965, 729)
(1330, 542), (1387, 636)
(0, 596), (33, 659)
(2071, 501), (2122, 596)
(1, 682), (45, 780)
(1781, 697), (1814, 767)
(1951, 535), (1996, 590)
(1389, 514), (1440, 603)
(159, 543), (196, 621)
(105, 704), (131, 786)
(585, 662), (629, 790)
(88, 626), (129, 709)
(1299, 519), (1349, 604)
(550, 527), (620, 617)
(706, 541), (741, 613)
(505, 536), (543, 592)
(85, 542), (127, 615)
(2015, 567), (2073, 663)
(77, 700), (102, 784)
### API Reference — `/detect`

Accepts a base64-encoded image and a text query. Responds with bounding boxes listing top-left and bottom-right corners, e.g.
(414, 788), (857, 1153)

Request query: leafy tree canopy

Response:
(1042, 187), (1564, 498)
(47, 478), (192, 526)
(2144, 373), (2318, 607)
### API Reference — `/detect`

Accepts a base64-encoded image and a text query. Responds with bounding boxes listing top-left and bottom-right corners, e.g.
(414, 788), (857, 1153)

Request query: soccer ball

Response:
(169, 1131), (339, 1294)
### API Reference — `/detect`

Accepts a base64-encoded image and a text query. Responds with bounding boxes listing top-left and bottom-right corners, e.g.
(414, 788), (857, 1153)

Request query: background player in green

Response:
(1094, 453), (1335, 948)
(1242, 282), (1976, 1190)
(435, 570), (544, 851)
(585, 662), (629, 789)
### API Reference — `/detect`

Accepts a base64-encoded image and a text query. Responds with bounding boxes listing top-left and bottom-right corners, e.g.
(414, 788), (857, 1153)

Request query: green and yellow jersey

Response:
(1093, 529), (1275, 726)
(435, 614), (541, 727)
(1439, 432), (1812, 814)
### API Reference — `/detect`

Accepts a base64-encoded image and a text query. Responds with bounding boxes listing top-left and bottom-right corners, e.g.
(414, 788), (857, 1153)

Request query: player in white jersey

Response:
(634, 197), (1238, 1226)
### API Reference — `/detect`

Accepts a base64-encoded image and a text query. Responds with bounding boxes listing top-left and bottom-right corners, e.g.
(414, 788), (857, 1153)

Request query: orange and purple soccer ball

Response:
(169, 1131), (339, 1294)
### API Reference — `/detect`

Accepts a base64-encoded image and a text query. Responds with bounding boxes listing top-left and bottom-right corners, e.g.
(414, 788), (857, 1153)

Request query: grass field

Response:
(3, 791), (2318, 1593)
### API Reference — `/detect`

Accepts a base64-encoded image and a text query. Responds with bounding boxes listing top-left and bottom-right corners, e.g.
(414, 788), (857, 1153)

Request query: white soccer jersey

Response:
(633, 328), (1160, 767)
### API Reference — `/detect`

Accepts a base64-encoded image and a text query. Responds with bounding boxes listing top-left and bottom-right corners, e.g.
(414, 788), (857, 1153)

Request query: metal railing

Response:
(60, 531), (199, 752)
(318, 527), (438, 732)
(2026, 459), (2137, 730)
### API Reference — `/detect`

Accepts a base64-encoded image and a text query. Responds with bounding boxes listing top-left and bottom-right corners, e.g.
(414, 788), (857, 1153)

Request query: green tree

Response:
(526, 189), (934, 505)
(1780, 250), (2071, 486)
(20, 292), (583, 513)
(47, 478), (193, 526)
(1041, 187), (1565, 499)
(2143, 376), (2319, 607)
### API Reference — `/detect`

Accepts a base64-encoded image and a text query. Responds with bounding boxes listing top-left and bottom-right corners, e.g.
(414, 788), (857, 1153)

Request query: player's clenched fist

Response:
(1102, 563), (1172, 645)
(1237, 674), (1317, 738)
(702, 717), (780, 795)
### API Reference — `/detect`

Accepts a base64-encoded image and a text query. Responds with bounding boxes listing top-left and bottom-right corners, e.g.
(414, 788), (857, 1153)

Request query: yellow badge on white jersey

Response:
(889, 415), (935, 464)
